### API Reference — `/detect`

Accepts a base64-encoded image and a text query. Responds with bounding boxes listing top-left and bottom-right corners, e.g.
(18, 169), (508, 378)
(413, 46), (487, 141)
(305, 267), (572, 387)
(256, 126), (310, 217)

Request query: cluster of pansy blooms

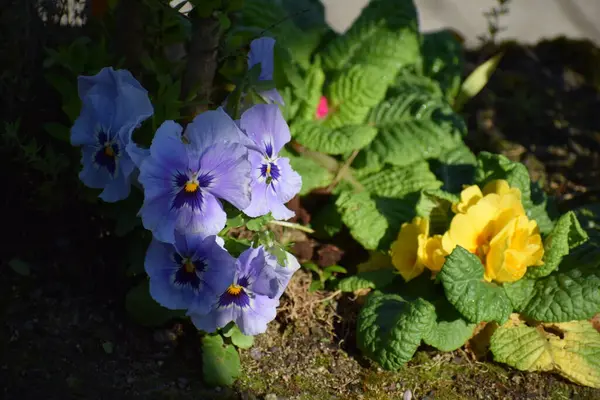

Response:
(70, 38), (303, 336)
(391, 180), (545, 284)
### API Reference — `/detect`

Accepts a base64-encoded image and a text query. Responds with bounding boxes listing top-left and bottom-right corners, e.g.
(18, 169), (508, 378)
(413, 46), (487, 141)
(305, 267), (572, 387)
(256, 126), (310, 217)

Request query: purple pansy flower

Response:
(188, 246), (300, 336)
(145, 232), (236, 312)
(137, 108), (252, 244)
(248, 37), (284, 105)
(239, 104), (302, 220)
(71, 67), (153, 201)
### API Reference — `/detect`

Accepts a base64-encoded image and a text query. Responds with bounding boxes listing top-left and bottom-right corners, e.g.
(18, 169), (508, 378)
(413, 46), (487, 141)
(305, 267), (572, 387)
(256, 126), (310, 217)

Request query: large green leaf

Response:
(361, 78), (466, 168)
(357, 291), (436, 370)
(526, 211), (588, 279)
(280, 148), (333, 195)
(321, 0), (420, 72)
(430, 143), (476, 194)
(202, 334), (242, 387)
(292, 121), (378, 155)
(422, 299), (476, 352)
(504, 259), (600, 322)
(336, 191), (417, 250)
(439, 246), (512, 324)
(295, 58), (326, 121)
(490, 319), (600, 388)
(359, 161), (441, 198)
(324, 64), (395, 127)
(421, 29), (463, 102)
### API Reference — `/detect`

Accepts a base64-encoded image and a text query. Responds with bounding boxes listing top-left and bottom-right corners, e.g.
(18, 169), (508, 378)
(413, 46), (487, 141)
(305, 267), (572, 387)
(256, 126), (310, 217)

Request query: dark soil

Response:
(2, 20), (600, 400)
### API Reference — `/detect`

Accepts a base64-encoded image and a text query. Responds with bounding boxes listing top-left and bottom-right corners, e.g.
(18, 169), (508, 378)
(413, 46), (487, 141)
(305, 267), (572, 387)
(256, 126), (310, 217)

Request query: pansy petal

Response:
(271, 158), (301, 204)
(71, 106), (98, 146)
(138, 157), (176, 200)
(243, 181), (270, 218)
(185, 108), (245, 153)
(237, 294), (279, 336)
(200, 142), (252, 210)
(126, 142), (150, 169)
(248, 37), (275, 81)
(258, 88), (284, 106)
(188, 306), (237, 333)
(77, 67), (118, 99)
(175, 192), (227, 237)
(149, 120), (187, 171)
(140, 193), (178, 244)
(239, 104), (290, 155)
(99, 167), (131, 202)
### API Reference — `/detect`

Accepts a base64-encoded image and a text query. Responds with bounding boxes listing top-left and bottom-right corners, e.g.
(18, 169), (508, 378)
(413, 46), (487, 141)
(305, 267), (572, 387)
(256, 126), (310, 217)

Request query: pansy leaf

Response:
(125, 280), (185, 327)
(490, 318), (600, 388)
(202, 334), (242, 387)
(526, 211), (588, 279)
(439, 246), (512, 324)
(227, 325), (255, 349)
(357, 291), (436, 370)
(336, 269), (399, 292)
(361, 78), (466, 168)
(292, 121), (378, 155)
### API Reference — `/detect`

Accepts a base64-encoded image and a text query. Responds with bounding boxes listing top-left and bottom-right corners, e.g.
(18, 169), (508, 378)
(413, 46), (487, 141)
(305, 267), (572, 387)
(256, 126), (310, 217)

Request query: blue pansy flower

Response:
(145, 233), (236, 312)
(188, 246), (300, 336)
(248, 37), (284, 105)
(71, 67), (153, 202)
(138, 108), (252, 244)
(239, 104), (302, 220)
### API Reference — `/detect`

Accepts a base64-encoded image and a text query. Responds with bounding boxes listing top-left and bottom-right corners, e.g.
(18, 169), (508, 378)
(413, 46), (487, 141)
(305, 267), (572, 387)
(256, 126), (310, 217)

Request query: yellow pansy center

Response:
(226, 284), (243, 296)
(104, 145), (115, 157)
(183, 258), (195, 273)
(184, 181), (199, 193)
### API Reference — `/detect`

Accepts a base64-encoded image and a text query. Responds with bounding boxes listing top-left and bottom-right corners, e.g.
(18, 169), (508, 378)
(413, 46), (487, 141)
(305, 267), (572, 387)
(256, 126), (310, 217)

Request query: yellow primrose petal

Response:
(445, 197), (499, 255)
(453, 184), (483, 214)
(486, 216), (545, 283)
(390, 217), (428, 282)
(421, 234), (447, 272)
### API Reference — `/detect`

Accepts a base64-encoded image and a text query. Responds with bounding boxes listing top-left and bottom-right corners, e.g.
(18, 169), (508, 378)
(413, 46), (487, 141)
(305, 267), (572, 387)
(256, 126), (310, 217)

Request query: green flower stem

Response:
(269, 220), (315, 234)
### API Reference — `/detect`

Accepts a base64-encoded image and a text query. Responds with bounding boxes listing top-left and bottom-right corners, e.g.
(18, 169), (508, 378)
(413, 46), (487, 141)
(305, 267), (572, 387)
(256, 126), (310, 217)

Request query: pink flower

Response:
(316, 96), (329, 119)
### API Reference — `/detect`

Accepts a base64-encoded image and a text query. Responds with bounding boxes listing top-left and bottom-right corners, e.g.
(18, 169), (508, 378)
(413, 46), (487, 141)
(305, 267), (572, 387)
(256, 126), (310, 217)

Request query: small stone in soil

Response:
(250, 348), (262, 360)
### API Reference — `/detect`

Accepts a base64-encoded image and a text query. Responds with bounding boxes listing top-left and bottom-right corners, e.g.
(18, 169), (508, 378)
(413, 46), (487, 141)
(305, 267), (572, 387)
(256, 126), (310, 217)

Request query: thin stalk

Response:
(269, 220), (315, 234)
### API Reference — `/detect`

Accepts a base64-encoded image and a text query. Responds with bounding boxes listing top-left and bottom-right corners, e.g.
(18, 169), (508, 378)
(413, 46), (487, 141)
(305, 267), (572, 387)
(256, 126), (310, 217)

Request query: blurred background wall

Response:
(321, 0), (600, 47)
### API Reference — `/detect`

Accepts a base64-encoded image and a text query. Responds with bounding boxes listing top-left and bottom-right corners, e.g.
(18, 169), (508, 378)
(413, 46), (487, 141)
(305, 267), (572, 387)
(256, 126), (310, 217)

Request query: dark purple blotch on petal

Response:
(172, 252), (206, 290)
(218, 279), (251, 309)
(171, 171), (214, 211)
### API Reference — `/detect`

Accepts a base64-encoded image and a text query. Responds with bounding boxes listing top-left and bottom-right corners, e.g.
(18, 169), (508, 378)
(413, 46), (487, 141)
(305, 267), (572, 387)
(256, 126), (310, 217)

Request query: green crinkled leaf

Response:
(421, 29), (464, 102)
(325, 64), (395, 127)
(336, 191), (420, 251)
(360, 162), (442, 198)
(526, 211), (588, 279)
(321, 0), (420, 72)
(311, 200), (343, 238)
(388, 69), (443, 99)
(508, 262), (600, 323)
(125, 281), (185, 327)
(362, 82), (466, 168)
(475, 152), (554, 234)
(573, 203), (600, 244)
(422, 299), (476, 352)
(430, 143), (476, 194)
(295, 57), (326, 121)
(490, 319), (600, 388)
(280, 148), (333, 195)
(439, 246), (512, 324)
(336, 269), (398, 292)
(202, 334), (242, 387)
(292, 121), (378, 155)
(246, 214), (273, 231)
(415, 189), (457, 234)
(357, 291), (436, 370)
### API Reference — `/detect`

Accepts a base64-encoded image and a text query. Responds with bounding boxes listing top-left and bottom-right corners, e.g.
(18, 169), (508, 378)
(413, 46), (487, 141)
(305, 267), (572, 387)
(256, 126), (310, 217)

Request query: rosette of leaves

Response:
(339, 152), (600, 388)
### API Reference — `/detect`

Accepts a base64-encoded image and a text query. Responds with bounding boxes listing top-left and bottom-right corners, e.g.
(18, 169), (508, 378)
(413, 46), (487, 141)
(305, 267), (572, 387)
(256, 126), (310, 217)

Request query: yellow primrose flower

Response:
(443, 181), (543, 283)
(390, 217), (447, 281)
(453, 179), (522, 214)
(486, 215), (544, 282)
